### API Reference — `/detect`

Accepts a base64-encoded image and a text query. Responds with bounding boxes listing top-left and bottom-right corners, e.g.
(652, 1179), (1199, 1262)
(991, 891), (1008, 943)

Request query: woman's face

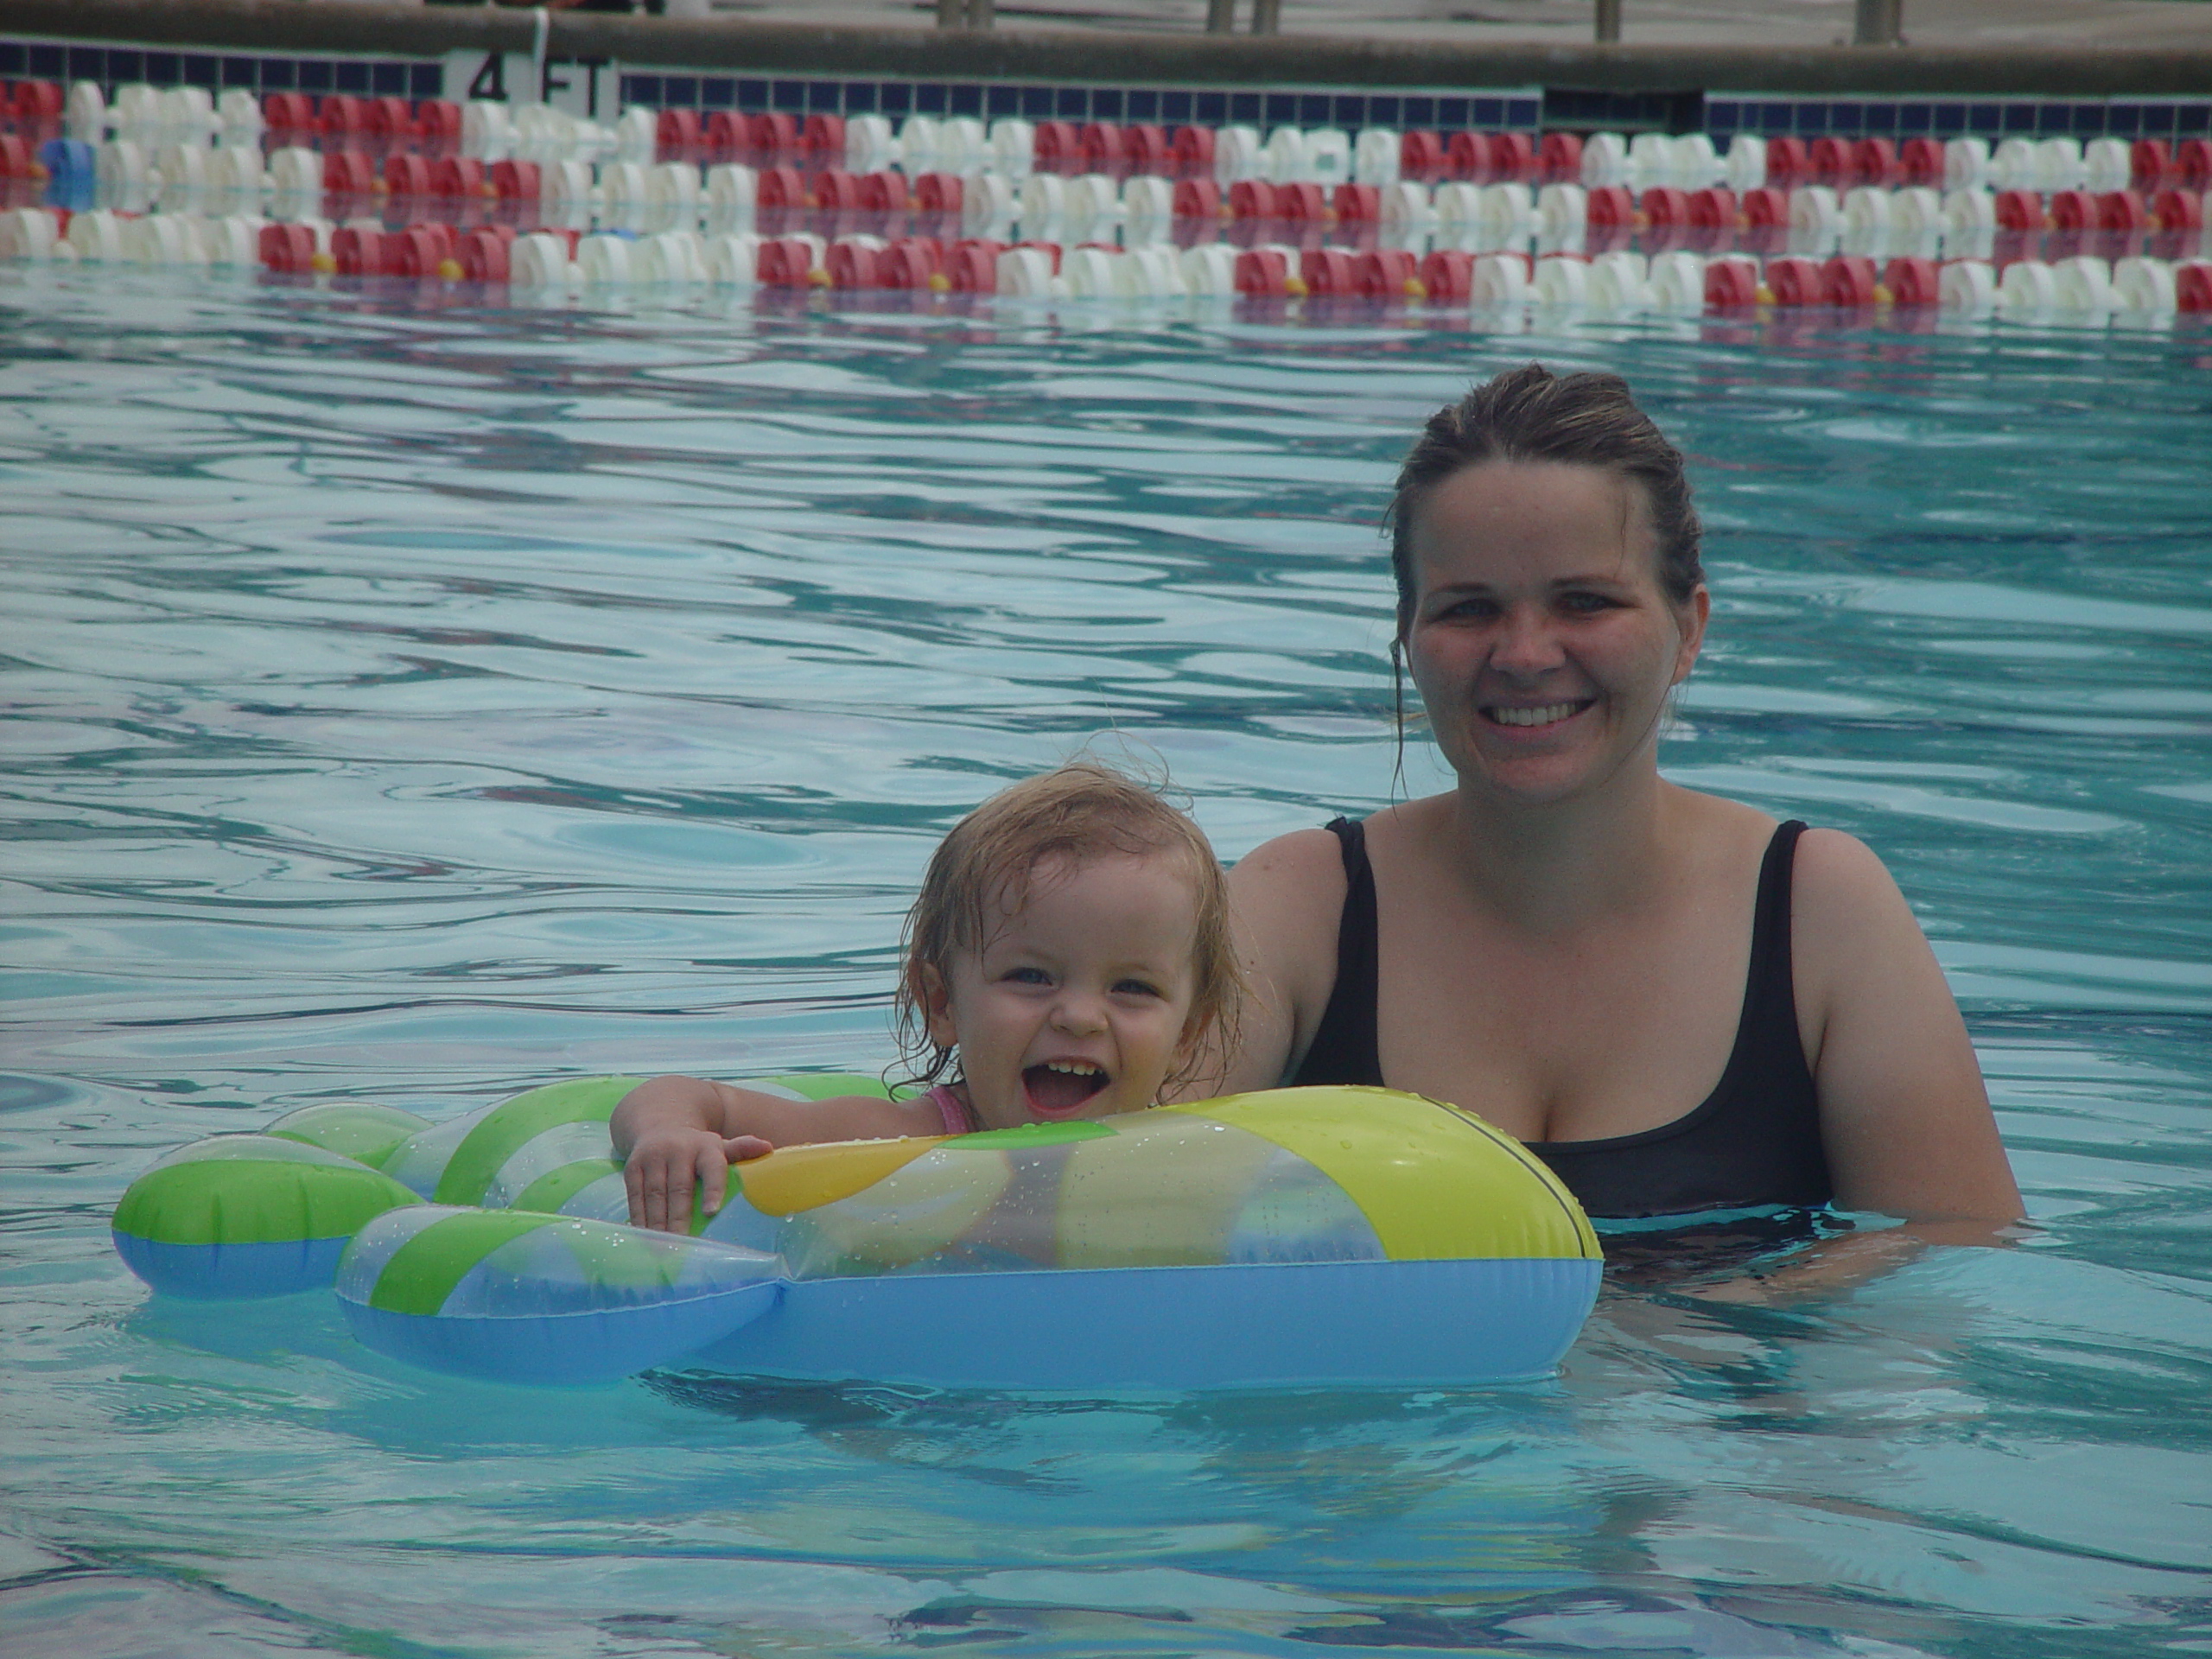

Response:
(1402, 459), (1707, 808)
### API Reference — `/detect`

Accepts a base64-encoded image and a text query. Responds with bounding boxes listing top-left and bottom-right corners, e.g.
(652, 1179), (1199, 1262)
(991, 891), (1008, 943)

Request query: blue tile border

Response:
(1, 37), (442, 105)
(612, 73), (1548, 133)
(1705, 91), (2209, 142)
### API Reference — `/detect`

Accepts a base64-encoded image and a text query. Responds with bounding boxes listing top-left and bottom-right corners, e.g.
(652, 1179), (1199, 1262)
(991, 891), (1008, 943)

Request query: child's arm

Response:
(611, 1075), (940, 1233)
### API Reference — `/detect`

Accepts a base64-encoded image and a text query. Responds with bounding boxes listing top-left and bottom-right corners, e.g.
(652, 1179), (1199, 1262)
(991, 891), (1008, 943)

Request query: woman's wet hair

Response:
(893, 760), (1243, 1094)
(1384, 363), (1706, 639)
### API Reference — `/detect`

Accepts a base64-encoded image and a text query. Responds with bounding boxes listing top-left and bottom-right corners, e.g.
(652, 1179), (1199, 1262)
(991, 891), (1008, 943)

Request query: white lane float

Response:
(1580, 131), (1630, 188)
(1472, 251), (1531, 304)
(1354, 126), (1401, 185)
(1944, 137), (1991, 191)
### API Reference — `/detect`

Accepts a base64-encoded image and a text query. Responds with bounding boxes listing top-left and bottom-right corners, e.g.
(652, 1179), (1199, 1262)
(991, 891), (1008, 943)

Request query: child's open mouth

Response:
(1023, 1059), (1109, 1116)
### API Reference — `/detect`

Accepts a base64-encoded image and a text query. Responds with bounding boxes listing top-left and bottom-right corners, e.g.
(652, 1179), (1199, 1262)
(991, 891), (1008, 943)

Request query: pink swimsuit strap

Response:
(924, 1084), (978, 1135)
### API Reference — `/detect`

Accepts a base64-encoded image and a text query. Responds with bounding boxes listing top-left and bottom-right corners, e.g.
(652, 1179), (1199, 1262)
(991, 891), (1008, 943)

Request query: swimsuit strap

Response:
(1289, 817), (1381, 1088)
(925, 1084), (978, 1135)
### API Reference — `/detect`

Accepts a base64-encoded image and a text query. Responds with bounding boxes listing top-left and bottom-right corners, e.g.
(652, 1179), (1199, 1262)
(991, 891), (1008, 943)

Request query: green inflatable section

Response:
(431, 1077), (642, 1208)
(512, 1160), (623, 1216)
(363, 1208), (706, 1316)
(366, 1211), (561, 1315)
(113, 1137), (419, 1247)
(264, 1102), (431, 1170)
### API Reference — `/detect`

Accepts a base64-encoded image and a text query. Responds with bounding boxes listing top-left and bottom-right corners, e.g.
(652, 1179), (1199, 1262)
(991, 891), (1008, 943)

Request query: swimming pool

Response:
(3, 270), (2207, 1656)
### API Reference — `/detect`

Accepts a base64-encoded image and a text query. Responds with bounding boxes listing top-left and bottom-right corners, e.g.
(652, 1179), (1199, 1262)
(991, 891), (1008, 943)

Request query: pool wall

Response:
(9, 0), (2210, 145)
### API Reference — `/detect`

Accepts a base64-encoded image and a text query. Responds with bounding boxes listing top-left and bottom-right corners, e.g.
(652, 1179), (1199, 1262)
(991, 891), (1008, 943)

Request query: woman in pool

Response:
(615, 761), (1241, 1232)
(1211, 365), (2020, 1229)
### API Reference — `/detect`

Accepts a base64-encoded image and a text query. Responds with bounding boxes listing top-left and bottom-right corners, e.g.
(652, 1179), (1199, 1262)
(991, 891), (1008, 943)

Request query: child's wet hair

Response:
(894, 760), (1242, 1094)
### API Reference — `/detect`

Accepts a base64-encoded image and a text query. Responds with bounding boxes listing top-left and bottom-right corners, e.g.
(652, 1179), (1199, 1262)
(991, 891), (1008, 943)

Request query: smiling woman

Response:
(1214, 364), (2024, 1230)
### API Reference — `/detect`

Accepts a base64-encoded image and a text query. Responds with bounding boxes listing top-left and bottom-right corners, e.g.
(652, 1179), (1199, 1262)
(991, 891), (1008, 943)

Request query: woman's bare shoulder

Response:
(1790, 826), (1916, 938)
(1230, 824), (1346, 884)
(1227, 826), (1348, 955)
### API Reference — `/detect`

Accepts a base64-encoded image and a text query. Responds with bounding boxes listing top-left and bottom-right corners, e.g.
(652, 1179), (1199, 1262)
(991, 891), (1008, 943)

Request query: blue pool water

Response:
(3, 271), (2209, 1657)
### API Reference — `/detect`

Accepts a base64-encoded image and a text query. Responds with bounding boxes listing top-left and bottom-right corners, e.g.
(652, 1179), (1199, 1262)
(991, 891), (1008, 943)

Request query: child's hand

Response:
(623, 1130), (773, 1233)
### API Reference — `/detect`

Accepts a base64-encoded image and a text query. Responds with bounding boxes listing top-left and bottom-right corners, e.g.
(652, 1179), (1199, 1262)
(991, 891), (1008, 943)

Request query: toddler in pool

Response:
(614, 761), (1243, 1231)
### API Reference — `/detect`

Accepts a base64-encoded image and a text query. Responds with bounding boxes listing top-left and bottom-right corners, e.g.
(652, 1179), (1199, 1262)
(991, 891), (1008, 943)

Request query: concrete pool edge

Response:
(11, 0), (2212, 98)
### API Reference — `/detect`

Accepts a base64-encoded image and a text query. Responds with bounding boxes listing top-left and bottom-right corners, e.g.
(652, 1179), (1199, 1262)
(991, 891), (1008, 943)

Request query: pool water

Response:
(3, 272), (2208, 1657)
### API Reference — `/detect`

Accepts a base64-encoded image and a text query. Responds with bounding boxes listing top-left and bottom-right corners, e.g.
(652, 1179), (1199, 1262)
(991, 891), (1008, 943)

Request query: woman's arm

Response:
(1195, 828), (1351, 1097)
(612, 1076), (930, 1232)
(1791, 830), (2024, 1224)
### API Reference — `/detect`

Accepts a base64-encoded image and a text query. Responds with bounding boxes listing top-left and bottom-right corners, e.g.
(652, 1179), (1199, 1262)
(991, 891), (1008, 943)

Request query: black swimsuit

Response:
(1290, 817), (1831, 1220)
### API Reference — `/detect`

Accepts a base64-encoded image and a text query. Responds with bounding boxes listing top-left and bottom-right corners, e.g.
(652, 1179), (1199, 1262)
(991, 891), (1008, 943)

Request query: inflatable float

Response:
(111, 1077), (1603, 1390)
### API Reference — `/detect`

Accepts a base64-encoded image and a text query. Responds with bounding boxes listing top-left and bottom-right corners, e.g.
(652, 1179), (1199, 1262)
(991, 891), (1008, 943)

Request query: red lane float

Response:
(1401, 130), (1444, 176)
(264, 92), (315, 132)
(1882, 256), (1941, 307)
(384, 154), (433, 197)
(1765, 255), (1823, 305)
(1033, 122), (1078, 169)
(1300, 246), (1357, 296)
(491, 159), (539, 201)
(755, 165), (805, 209)
(1229, 179), (1276, 219)
(1539, 131), (1582, 180)
(11, 79), (63, 119)
(1447, 131), (1492, 178)
(1808, 137), (1850, 185)
(1850, 137), (1897, 187)
(810, 168), (863, 211)
(1334, 182), (1380, 221)
(2094, 190), (2148, 232)
(1126, 124), (1172, 172)
(945, 238), (1002, 290)
(321, 95), (369, 141)
(323, 151), (376, 196)
(1233, 246), (1291, 296)
(1821, 254), (1878, 306)
(1357, 247), (1420, 299)
(913, 172), (962, 213)
(259, 222), (319, 274)
(2049, 188), (2094, 231)
(460, 226), (513, 283)
(1419, 247), (1474, 302)
(1688, 187), (1737, 229)
(1173, 179), (1221, 219)
(2153, 188), (2204, 232)
(1742, 187), (1789, 228)
(1704, 258), (1760, 307)
(1586, 184), (1635, 227)
(756, 236), (820, 286)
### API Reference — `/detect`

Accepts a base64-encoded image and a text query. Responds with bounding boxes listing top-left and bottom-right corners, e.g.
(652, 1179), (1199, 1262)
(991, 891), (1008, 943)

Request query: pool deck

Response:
(9, 0), (2209, 97)
(723, 0), (2212, 53)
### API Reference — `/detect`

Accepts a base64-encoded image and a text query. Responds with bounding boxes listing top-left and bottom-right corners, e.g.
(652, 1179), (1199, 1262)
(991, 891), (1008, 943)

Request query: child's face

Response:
(924, 850), (1200, 1130)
